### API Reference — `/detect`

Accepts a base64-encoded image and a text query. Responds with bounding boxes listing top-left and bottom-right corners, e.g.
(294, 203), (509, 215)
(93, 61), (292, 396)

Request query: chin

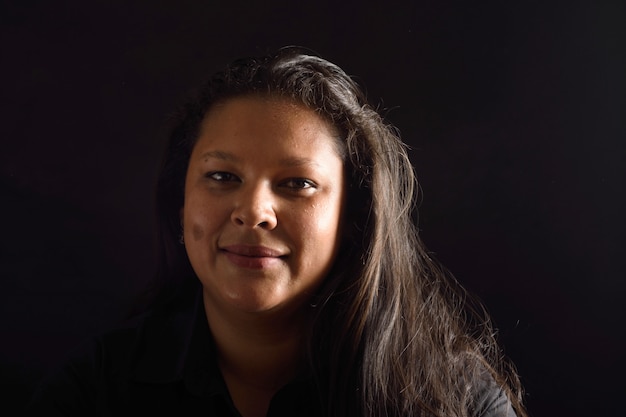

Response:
(225, 293), (309, 317)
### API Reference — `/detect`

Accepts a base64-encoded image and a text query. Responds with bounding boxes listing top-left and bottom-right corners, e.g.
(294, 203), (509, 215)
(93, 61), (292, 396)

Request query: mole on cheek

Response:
(192, 224), (205, 241)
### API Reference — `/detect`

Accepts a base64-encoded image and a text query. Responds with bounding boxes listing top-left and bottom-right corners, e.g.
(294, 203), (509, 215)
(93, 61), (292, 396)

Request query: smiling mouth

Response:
(220, 245), (286, 269)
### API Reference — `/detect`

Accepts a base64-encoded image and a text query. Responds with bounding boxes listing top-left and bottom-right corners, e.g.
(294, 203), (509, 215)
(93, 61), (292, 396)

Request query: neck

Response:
(202, 291), (310, 416)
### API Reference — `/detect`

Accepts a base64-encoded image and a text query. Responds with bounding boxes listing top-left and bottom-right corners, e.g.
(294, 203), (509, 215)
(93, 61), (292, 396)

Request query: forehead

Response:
(195, 95), (344, 158)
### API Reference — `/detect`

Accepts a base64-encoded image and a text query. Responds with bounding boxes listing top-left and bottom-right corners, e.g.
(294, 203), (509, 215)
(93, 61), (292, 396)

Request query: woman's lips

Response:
(220, 245), (286, 269)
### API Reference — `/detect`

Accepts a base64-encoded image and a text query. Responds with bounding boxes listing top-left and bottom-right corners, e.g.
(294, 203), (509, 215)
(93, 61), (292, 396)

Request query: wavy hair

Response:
(151, 47), (527, 417)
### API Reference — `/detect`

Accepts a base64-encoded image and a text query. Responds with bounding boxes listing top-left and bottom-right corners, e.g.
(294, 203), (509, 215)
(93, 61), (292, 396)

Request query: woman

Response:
(27, 48), (526, 417)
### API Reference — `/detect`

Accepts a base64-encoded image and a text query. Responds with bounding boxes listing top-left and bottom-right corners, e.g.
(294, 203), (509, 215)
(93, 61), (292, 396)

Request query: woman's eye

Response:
(206, 172), (239, 182)
(282, 178), (316, 190)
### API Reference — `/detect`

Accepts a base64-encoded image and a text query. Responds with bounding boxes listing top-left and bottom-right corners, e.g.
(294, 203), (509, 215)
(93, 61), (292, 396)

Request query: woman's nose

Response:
(230, 184), (278, 230)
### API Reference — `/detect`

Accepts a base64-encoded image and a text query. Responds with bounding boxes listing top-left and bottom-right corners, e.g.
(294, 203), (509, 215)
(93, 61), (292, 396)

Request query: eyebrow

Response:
(200, 151), (319, 168)
(200, 150), (239, 162)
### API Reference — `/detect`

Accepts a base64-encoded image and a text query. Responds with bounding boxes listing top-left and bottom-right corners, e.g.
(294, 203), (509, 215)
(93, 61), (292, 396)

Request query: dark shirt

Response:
(26, 287), (516, 416)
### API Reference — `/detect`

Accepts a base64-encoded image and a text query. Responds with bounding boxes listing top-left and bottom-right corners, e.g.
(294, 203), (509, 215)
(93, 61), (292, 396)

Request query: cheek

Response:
(183, 197), (214, 242)
(192, 224), (205, 241)
(307, 201), (344, 246)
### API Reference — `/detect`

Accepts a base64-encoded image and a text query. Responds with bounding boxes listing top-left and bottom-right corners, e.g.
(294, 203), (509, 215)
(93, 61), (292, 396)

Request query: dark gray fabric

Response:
(472, 369), (517, 417)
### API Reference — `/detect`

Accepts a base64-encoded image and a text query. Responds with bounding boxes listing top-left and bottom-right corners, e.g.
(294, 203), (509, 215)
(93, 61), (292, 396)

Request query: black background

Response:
(1, 1), (624, 415)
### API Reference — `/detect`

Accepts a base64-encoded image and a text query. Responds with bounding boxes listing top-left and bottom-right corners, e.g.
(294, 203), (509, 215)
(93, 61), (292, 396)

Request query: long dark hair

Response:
(150, 47), (527, 417)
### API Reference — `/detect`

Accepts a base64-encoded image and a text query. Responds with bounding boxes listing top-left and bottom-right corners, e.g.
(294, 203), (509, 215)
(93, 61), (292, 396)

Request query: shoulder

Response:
(24, 314), (151, 416)
(471, 368), (518, 417)
(25, 297), (202, 416)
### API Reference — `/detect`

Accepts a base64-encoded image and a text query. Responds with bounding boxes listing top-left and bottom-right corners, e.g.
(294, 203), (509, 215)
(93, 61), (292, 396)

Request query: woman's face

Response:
(182, 95), (346, 317)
